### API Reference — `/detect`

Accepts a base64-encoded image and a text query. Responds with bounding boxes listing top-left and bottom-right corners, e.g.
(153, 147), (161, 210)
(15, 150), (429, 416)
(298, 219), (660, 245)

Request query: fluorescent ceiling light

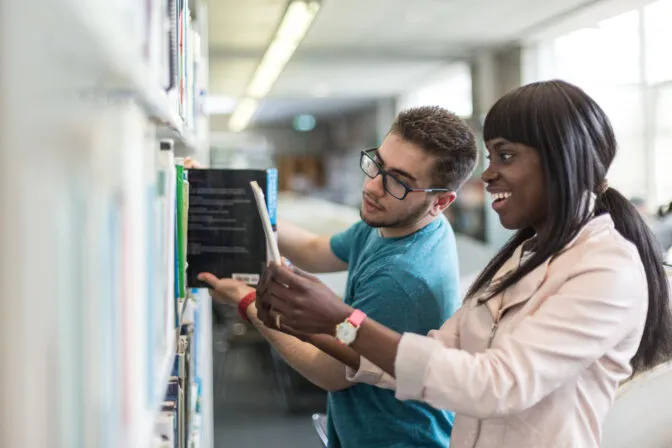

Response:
(247, 40), (298, 98)
(229, 0), (320, 132)
(229, 98), (259, 132)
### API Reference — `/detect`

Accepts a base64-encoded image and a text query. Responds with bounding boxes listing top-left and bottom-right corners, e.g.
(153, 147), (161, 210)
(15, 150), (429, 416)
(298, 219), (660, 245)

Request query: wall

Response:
(470, 46), (522, 249)
(306, 105), (382, 206)
(207, 103), (387, 207)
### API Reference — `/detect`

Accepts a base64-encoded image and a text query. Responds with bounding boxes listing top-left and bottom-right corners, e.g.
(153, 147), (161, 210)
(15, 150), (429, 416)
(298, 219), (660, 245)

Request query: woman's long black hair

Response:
(466, 80), (672, 374)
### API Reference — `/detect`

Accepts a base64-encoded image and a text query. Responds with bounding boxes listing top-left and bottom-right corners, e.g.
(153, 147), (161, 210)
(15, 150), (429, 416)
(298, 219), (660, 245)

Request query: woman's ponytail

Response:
(596, 186), (672, 374)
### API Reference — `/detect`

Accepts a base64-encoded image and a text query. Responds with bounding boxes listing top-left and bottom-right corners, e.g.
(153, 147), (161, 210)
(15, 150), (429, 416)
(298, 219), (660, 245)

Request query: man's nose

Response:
(364, 173), (386, 197)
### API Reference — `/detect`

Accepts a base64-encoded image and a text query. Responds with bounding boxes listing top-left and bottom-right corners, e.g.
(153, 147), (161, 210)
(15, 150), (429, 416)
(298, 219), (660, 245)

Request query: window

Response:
(590, 85), (646, 199)
(653, 85), (672, 204)
(552, 11), (641, 86)
(524, 5), (672, 206)
(397, 62), (473, 118)
(644, 0), (672, 84)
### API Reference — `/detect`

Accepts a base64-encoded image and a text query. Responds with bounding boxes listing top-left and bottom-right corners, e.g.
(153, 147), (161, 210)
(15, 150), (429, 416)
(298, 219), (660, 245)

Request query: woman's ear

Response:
(430, 192), (457, 216)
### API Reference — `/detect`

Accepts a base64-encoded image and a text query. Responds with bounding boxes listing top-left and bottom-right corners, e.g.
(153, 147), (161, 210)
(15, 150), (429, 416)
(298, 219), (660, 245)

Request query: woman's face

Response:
(482, 138), (547, 232)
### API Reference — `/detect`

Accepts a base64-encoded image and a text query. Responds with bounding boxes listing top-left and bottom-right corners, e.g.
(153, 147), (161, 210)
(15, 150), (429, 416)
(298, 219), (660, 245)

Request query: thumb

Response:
(197, 272), (220, 288)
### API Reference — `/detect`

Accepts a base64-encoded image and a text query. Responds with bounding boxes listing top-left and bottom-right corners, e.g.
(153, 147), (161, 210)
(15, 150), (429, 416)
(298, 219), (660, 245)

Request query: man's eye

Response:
(500, 153), (513, 161)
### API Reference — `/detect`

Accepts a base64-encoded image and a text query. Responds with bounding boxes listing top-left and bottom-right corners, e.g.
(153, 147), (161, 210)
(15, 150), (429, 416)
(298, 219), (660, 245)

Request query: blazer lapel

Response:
(476, 245), (525, 321)
(473, 215), (616, 320)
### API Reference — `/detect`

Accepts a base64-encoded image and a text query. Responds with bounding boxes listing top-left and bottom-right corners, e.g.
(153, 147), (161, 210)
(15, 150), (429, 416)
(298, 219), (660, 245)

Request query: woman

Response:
(254, 80), (672, 447)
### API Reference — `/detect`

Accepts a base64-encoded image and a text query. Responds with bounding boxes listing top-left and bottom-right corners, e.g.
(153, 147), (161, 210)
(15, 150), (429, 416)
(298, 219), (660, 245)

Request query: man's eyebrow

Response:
(374, 151), (417, 182)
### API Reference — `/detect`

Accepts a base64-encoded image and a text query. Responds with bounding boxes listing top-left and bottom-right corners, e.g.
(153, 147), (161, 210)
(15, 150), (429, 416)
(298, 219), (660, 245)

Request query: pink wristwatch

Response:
(335, 309), (367, 346)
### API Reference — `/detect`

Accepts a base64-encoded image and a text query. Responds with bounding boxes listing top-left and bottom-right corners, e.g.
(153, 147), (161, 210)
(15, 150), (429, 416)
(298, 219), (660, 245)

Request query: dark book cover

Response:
(186, 168), (278, 288)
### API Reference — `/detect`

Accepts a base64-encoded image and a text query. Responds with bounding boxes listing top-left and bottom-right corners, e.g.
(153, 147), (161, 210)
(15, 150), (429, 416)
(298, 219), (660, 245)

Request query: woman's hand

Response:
(197, 272), (254, 306)
(256, 262), (353, 335)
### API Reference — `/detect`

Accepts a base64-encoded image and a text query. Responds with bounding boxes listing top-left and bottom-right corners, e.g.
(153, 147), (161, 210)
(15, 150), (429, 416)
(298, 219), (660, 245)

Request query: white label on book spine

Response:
(232, 273), (261, 285)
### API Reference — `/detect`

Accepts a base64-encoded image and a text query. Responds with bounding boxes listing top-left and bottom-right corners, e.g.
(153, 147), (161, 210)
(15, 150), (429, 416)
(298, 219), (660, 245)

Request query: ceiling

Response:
(206, 0), (608, 126)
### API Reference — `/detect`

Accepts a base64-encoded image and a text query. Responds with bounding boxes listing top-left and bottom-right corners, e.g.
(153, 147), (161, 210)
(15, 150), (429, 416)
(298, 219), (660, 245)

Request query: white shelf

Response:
(143, 87), (199, 152)
(58, 0), (197, 150)
(1, 1), (211, 447)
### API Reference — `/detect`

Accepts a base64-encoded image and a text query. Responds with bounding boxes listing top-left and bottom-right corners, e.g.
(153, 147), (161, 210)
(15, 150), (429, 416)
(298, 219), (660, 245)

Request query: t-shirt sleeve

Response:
(351, 269), (426, 335)
(329, 221), (365, 264)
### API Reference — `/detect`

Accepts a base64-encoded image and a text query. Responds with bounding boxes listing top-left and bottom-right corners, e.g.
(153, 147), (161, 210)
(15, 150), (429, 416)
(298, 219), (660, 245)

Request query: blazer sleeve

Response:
(394, 241), (647, 419)
(345, 305), (466, 389)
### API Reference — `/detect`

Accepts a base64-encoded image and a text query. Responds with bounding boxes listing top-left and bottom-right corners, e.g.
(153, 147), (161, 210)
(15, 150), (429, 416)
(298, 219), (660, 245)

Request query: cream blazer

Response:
(347, 215), (648, 448)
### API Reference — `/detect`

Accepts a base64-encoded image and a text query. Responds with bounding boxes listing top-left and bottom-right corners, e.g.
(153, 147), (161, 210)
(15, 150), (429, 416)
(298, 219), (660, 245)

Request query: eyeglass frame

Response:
(359, 148), (452, 200)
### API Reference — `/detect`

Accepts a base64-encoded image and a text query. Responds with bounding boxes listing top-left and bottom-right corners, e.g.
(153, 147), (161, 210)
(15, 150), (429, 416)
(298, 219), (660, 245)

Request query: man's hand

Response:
(197, 272), (254, 306)
(183, 157), (203, 169)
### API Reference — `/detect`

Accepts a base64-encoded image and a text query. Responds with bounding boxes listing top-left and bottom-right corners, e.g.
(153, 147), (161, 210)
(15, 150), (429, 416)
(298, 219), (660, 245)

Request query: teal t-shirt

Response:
(327, 217), (460, 448)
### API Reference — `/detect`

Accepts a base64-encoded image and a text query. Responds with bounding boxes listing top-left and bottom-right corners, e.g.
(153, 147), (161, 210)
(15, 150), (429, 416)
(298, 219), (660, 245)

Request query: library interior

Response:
(3, 0), (672, 447)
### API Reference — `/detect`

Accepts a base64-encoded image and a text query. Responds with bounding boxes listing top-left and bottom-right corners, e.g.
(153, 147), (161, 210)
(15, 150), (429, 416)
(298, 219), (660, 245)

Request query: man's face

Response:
(360, 133), (438, 229)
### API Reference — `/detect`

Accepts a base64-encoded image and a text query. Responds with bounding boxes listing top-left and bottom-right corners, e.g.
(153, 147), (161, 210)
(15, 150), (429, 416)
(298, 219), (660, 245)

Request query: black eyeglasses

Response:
(359, 148), (451, 200)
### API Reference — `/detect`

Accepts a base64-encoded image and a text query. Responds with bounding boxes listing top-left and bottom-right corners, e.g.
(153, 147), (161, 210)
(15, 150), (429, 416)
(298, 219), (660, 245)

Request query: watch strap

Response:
(347, 309), (367, 327)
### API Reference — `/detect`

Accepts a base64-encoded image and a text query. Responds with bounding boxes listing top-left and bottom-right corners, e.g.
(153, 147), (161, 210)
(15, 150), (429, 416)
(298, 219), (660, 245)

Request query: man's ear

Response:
(430, 192), (457, 216)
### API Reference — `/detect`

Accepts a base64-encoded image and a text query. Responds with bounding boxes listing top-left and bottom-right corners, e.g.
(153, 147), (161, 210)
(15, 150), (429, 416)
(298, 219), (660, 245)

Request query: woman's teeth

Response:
(491, 192), (512, 202)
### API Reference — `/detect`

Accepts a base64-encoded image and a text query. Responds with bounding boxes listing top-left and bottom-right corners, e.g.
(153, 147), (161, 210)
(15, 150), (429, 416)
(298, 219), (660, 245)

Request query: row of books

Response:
(151, 151), (279, 447)
(54, 100), (271, 447)
(150, 140), (200, 447)
(15, 0), (209, 439)
(62, 102), (191, 448)
(123, 0), (205, 133)
(154, 297), (202, 448)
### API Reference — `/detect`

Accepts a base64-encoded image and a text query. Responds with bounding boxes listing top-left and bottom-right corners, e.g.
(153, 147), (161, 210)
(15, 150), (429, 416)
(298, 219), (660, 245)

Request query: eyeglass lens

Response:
(360, 153), (408, 199)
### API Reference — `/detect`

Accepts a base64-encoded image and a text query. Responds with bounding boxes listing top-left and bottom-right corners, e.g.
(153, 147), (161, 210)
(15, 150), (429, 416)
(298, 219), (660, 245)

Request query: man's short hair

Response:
(389, 106), (477, 191)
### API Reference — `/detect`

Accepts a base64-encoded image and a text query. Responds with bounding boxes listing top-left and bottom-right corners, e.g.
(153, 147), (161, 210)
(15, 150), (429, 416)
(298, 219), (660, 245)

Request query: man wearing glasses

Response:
(198, 106), (478, 447)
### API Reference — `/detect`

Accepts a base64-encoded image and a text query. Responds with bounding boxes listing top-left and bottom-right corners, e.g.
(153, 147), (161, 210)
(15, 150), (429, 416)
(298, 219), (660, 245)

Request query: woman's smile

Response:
(490, 191), (512, 212)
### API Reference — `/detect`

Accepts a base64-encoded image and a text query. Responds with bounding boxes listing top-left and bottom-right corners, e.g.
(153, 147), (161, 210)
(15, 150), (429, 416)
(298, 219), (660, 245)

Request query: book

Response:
(175, 159), (189, 300)
(185, 168), (278, 287)
(250, 181), (281, 263)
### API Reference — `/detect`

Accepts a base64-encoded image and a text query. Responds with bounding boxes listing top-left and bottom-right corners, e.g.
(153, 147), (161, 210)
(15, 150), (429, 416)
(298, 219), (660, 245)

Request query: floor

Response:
(212, 324), (326, 448)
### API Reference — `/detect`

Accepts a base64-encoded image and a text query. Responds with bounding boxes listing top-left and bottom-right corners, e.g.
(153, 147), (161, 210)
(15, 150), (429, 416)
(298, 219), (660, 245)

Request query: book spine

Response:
(159, 147), (177, 338)
(175, 161), (186, 300)
(166, 0), (177, 92)
(266, 168), (278, 230)
(266, 168), (279, 267)
(146, 177), (157, 406)
(181, 171), (189, 295)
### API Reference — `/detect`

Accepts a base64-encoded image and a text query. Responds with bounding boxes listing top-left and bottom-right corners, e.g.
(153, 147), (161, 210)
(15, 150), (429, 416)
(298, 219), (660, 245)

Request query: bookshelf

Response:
(0, 1), (212, 448)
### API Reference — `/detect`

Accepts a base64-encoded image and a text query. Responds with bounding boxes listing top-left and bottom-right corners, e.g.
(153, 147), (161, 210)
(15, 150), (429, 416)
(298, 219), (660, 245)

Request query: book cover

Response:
(186, 168), (278, 288)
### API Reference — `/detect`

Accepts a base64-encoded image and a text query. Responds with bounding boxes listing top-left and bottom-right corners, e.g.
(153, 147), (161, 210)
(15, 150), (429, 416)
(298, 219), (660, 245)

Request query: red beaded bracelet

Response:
(237, 291), (257, 322)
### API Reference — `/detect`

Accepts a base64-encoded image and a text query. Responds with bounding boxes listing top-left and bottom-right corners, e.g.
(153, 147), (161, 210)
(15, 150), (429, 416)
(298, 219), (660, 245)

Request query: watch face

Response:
(336, 322), (357, 345)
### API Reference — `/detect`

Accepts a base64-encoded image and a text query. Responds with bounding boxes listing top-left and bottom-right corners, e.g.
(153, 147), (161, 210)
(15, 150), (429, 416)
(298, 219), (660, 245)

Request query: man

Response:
(197, 106), (478, 447)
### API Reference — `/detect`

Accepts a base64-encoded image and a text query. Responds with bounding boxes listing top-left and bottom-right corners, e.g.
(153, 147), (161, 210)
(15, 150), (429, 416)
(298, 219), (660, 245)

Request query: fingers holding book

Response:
(256, 262), (353, 335)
